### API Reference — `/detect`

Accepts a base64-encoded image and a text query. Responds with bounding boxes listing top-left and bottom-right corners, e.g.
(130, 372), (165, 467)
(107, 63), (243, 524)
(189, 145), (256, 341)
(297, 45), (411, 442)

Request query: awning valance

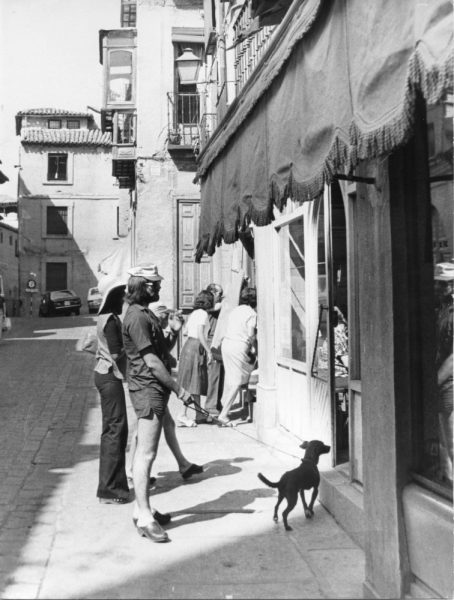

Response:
(196, 0), (453, 260)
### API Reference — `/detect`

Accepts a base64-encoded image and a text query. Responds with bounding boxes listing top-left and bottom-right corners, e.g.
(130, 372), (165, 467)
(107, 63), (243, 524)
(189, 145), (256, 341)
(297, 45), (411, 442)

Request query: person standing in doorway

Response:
(122, 265), (198, 543)
(94, 277), (130, 504)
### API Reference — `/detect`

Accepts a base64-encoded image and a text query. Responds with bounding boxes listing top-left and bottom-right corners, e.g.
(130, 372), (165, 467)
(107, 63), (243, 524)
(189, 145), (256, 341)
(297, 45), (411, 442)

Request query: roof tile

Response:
(21, 128), (112, 147)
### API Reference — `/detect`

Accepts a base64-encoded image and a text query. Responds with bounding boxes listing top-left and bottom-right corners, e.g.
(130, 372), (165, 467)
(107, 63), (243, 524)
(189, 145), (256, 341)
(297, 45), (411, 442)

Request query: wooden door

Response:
(178, 201), (212, 310)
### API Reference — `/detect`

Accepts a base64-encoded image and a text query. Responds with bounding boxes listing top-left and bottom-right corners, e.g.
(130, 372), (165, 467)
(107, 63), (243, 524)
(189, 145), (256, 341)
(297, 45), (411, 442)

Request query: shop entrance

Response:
(311, 182), (349, 466)
(330, 182), (349, 465)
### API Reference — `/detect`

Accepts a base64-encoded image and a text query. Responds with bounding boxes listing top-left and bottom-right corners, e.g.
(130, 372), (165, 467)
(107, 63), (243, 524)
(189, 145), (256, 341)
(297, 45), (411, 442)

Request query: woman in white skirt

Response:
(176, 290), (214, 426)
(218, 287), (257, 426)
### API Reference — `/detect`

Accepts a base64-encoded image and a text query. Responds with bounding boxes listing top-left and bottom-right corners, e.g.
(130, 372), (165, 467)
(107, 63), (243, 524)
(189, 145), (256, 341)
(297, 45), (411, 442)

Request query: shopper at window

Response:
(217, 287), (257, 427)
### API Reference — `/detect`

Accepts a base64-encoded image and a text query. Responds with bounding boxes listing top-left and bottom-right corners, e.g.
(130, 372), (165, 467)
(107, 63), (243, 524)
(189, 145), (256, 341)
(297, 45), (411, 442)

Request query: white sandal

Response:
(176, 416), (197, 427)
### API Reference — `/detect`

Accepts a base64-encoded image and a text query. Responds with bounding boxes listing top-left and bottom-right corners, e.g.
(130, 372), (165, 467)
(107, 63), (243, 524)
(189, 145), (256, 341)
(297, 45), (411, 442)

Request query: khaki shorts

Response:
(129, 387), (169, 420)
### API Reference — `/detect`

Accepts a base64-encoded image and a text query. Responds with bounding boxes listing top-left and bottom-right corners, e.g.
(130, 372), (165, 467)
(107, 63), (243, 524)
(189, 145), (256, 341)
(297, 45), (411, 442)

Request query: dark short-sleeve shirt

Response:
(122, 303), (171, 394)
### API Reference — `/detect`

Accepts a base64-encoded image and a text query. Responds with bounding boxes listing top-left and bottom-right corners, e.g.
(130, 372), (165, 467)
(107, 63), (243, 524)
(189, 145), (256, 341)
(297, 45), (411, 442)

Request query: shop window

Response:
(48, 119), (61, 129)
(108, 50), (133, 103)
(67, 120), (80, 129)
(46, 206), (68, 235)
(421, 96), (453, 492)
(277, 215), (306, 362)
(47, 153), (68, 181)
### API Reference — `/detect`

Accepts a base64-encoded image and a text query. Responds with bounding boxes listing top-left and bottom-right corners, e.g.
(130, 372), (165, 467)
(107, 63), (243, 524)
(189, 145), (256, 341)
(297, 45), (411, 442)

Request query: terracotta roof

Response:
(16, 108), (93, 118)
(21, 128), (112, 147)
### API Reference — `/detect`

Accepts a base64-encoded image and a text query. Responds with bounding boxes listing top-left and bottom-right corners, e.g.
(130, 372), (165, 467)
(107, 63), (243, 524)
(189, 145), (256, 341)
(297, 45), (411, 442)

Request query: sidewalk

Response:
(0, 317), (365, 599)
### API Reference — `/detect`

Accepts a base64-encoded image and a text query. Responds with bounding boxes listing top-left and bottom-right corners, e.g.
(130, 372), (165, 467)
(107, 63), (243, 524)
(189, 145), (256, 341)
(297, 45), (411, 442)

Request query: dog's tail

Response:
(257, 472), (279, 488)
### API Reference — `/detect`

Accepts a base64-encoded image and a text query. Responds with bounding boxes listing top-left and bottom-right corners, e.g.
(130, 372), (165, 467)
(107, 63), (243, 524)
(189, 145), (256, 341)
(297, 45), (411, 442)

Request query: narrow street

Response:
(0, 317), (365, 600)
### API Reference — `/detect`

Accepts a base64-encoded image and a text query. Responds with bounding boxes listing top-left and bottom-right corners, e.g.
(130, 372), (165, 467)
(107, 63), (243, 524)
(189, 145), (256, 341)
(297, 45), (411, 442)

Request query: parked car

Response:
(87, 287), (102, 314)
(39, 290), (81, 317)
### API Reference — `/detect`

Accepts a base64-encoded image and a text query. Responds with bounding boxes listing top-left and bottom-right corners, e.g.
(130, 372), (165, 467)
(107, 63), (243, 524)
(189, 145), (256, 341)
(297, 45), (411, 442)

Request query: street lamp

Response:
(175, 48), (201, 85)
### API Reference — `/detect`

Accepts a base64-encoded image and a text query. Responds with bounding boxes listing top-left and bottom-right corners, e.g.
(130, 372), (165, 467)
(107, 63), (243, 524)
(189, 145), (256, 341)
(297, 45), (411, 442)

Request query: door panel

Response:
(178, 201), (212, 310)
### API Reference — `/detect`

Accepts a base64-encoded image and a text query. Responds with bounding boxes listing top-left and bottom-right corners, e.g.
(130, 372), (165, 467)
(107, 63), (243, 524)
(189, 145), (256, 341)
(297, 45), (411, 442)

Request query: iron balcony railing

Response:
(167, 92), (200, 147)
(233, 2), (276, 94)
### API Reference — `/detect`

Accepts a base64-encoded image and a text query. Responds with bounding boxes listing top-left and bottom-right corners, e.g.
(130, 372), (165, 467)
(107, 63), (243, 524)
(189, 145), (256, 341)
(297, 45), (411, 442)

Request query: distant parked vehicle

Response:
(87, 287), (102, 314)
(39, 290), (81, 317)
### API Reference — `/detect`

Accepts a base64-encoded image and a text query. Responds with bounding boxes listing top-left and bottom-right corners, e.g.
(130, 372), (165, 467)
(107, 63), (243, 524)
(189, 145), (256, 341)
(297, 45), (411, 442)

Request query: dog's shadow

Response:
(153, 457), (253, 493)
(163, 487), (275, 530)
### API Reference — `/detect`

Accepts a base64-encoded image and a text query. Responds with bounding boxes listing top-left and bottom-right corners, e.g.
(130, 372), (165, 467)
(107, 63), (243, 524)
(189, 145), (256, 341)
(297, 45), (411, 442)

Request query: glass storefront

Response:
(277, 215), (306, 363)
(423, 95), (453, 491)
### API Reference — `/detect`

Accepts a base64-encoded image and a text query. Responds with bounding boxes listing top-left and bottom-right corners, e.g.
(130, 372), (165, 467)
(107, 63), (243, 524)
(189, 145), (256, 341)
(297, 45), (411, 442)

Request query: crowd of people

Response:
(93, 263), (258, 542)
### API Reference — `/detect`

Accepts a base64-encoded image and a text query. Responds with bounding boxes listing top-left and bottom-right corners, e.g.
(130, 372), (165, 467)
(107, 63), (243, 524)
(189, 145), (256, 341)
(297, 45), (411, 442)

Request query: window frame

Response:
(46, 206), (69, 236)
(48, 119), (62, 129)
(66, 120), (80, 130)
(273, 204), (308, 371)
(44, 152), (73, 186)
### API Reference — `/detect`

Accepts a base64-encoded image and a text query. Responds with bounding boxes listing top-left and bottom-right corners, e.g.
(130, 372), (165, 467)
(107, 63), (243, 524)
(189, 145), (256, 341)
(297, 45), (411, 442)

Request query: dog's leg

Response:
(273, 492), (284, 522)
(307, 486), (318, 517)
(282, 493), (298, 531)
(300, 490), (312, 518)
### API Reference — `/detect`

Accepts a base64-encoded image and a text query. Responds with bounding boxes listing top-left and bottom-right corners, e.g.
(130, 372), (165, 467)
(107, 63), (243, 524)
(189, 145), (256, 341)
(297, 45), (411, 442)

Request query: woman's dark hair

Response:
(239, 287), (257, 308)
(126, 276), (152, 305)
(193, 290), (214, 311)
(100, 286), (125, 315)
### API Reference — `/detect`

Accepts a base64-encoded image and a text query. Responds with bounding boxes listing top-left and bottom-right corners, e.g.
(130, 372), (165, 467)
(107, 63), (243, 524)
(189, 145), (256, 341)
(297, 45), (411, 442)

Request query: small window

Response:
(114, 112), (135, 144)
(47, 206), (68, 235)
(0, 231), (3, 243)
(47, 153), (68, 181)
(9, 235), (12, 246)
(108, 50), (133, 103)
(48, 119), (61, 129)
(67, 120), (80, 129)
(121, 0), (136, 27)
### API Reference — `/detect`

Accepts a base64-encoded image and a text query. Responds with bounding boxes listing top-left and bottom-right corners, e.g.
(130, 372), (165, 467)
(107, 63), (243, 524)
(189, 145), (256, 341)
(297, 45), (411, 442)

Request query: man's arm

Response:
(140, 348), (179, 393)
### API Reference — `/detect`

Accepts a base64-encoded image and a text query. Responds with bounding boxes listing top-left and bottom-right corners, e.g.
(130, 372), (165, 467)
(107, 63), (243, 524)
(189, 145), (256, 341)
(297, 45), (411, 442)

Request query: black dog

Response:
(258, 440), (330, 531)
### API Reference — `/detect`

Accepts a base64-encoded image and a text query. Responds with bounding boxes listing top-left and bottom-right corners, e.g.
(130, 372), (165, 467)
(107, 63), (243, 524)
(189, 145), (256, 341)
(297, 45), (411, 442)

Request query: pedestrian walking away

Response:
(94, 276), (130, 505)
(176, 289), (214, 426)
(122, 264), (202, 543)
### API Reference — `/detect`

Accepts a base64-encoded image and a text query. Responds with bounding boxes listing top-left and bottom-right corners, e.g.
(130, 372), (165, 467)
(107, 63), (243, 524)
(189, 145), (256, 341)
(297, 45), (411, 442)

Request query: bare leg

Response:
(133, 416), (162, 526)
(218, 382), (241, 422)
(127, 421), (138, 480)
(162, 408), (192, 472)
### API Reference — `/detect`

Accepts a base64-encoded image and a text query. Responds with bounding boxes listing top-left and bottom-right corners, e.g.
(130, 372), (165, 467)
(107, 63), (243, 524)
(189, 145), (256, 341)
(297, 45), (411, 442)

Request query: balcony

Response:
(167, 92), (200, 149)
(101, 109), (136, 161)
(167, 92), (200, 169)
(233, 2), (277, 94)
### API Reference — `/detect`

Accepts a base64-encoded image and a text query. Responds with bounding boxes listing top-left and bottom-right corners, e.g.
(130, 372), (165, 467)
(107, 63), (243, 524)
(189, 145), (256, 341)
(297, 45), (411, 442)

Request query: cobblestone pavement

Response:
(0, 316), (365, 600)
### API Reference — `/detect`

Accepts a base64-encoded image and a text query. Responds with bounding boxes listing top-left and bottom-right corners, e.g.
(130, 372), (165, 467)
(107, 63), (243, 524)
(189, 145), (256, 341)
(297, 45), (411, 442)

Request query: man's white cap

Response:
(127, 264), (164, 281)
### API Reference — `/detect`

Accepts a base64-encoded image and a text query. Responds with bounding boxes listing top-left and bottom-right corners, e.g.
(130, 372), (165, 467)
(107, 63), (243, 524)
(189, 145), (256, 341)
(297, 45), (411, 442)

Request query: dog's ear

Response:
(300, 441), (309, 449)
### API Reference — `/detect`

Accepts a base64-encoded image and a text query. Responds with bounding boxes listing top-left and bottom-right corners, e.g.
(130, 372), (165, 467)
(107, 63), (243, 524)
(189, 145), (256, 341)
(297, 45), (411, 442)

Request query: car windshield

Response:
(50, 290), (76, 300)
